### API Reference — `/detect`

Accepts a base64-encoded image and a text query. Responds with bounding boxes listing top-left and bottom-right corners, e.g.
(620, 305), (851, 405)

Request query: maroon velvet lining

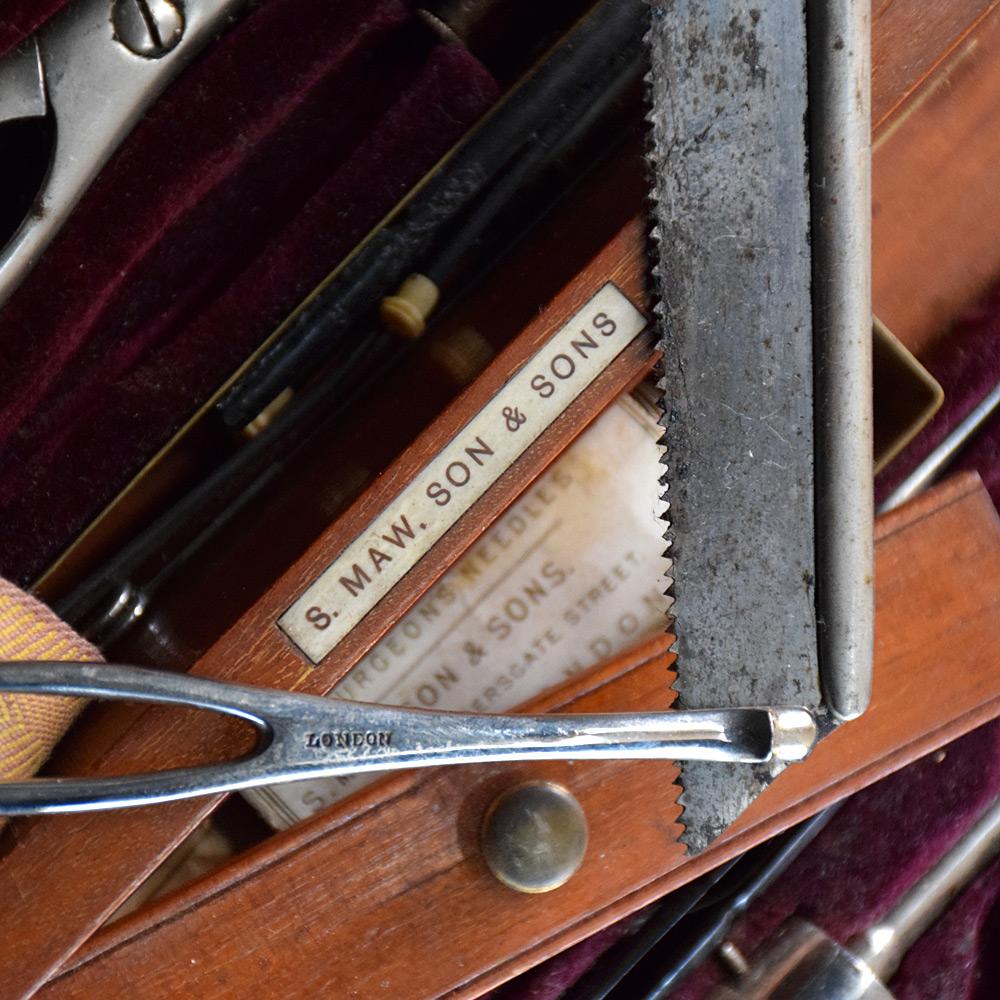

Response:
(669, 721), (1000, 999)
(0, 0), (69, 58)
(0, 0), (497, 584)
(491, 923), (640, 1000)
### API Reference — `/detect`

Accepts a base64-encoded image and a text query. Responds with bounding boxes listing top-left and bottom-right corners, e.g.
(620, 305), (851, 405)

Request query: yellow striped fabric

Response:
(0, 578), (100, 780)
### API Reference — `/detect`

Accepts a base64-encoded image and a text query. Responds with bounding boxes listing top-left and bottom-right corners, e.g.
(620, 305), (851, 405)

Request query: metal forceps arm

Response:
(0, 0), (248, 310)
(0, 662), (817, 815)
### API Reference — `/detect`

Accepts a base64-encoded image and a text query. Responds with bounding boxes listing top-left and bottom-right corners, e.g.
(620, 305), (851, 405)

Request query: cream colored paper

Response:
(251, 394), (670, 829)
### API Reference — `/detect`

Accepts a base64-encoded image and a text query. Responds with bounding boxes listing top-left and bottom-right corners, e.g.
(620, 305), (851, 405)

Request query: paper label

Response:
(249, 393), (671, 829)
(278, 283), (648, 663)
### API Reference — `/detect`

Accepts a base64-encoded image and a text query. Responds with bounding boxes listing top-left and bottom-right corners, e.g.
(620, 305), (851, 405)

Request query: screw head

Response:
(481, 781), (588, 893)
(112, 0), (185, 58)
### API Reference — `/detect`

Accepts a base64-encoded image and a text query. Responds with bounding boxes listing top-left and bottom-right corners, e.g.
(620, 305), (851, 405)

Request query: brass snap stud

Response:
(481, 780), (588, 893)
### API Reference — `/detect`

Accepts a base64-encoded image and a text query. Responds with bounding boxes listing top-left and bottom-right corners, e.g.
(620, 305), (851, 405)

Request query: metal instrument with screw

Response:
(0, 0), (248, 309)
(710, 794), (1000, 998)
(111, 0), (185, 58)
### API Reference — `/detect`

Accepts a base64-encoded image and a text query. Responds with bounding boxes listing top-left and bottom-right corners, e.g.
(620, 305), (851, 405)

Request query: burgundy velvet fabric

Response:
(876, 285), (1000, 510)
(669, 721), (1000, 999)
(0, 0), (69, 58)
(0, 0), (497, 585)
(491, 923), (640, 1000)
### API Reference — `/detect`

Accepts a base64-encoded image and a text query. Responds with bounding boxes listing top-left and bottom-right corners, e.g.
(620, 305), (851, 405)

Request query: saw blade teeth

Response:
(644, 0), (822, 853)
(643, 4), (677, 653)
(642, 1), (688, 852)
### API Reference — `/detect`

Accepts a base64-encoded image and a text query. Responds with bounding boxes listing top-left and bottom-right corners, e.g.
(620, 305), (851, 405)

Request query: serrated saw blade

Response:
(646, 1), (823, 853)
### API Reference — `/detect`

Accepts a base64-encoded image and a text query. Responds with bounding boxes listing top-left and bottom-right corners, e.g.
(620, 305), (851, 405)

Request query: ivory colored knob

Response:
(379, 273), (440, 339)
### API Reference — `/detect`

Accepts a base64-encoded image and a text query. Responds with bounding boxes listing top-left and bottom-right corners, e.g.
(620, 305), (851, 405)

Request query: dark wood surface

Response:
(38, 473), (1000, 999)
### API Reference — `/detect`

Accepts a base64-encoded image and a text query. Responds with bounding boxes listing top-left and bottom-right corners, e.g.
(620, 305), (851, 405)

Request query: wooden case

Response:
(4, 1), (1000, 996)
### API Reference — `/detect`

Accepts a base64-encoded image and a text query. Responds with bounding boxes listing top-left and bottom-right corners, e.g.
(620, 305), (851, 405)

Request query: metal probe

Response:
(878, 376), (1000, 514)
(709, 794), (1000, 998)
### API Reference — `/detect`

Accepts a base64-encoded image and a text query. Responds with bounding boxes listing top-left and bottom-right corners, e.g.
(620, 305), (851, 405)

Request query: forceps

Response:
(0, 662), (817, 815)
(0, 0), (248, 309)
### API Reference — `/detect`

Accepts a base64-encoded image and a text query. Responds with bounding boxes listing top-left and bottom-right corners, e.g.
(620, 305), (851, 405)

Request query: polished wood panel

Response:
(871, 0), (998, 128)
(40, 474), (1000, 999)
(872, 5), (1000, 356)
